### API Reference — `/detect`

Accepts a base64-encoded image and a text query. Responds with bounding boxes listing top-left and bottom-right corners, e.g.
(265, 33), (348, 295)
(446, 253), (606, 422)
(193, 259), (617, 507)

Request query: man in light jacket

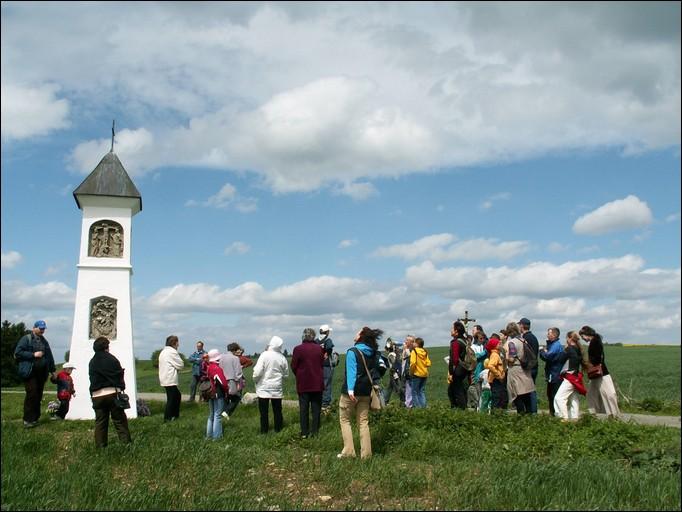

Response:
(252, 336), (289, 433)
(159, 335), (184, 422)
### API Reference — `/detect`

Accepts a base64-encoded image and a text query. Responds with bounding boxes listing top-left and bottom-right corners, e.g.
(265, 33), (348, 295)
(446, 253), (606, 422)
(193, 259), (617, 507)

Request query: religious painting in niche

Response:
(88, 220), (123, 258)
(90, 296), (117, 340)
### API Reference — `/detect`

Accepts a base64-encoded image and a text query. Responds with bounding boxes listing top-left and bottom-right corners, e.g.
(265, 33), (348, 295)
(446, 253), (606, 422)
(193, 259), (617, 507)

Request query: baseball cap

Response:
(34, 320), (47, 330)
(518, 318), (531, 327)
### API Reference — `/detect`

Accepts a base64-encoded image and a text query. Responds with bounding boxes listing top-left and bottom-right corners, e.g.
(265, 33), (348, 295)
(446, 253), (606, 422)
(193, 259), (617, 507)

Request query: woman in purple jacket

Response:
(291, 327), (325, 438)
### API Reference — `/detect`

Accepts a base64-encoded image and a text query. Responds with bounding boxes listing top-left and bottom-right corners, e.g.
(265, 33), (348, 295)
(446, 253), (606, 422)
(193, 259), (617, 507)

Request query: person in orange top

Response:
(484, 335), (508, 410)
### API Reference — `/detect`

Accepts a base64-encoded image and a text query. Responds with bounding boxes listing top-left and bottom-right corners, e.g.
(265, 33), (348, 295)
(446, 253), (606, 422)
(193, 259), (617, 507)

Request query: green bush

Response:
(639, 397), (664, 412)
(1, 320), (28, 387)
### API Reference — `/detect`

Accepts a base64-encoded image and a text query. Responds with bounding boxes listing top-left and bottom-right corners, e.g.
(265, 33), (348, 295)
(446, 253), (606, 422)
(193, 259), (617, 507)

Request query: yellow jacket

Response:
(484, 349), (505, 383)
(410, 347), (432, 378)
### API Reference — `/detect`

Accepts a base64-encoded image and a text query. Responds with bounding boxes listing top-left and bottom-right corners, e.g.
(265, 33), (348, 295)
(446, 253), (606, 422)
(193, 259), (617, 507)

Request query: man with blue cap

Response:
(14, 320), (56, 428)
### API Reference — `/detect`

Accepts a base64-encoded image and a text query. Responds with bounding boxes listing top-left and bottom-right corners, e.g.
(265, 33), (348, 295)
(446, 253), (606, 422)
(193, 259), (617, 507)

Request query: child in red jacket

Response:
(55, 362), (76, 420)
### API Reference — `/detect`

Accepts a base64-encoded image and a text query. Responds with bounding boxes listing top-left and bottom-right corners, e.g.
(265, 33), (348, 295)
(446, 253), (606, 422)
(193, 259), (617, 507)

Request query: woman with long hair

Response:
(500, 322), (535, 414)
(447, 321), (469, 409)
(338, 326), (383, 459)
(553, 331), (587, 421)
(579, 325), (620, 417)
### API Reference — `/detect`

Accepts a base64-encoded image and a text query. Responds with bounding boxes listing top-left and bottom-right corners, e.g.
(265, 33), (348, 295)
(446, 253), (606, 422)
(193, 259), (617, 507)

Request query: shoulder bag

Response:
(354, 348), (384, 411)
(113, 388), (131, 409)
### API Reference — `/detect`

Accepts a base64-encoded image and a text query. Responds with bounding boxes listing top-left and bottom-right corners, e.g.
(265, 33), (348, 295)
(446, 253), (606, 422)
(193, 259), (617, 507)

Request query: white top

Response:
(158, 346), (184, 387)
(252, 337), (289, 399)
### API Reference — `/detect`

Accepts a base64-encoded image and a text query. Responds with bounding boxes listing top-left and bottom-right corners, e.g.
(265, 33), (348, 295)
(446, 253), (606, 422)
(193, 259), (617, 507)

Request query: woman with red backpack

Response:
(205, 349), (228, 440)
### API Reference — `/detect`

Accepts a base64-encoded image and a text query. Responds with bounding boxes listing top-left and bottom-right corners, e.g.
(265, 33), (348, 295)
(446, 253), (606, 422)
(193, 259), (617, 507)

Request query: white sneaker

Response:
(221, 412), (229, 420)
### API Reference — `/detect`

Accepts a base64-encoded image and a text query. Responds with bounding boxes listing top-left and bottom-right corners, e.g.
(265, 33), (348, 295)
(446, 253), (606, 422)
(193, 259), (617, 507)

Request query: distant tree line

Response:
(1, 320), (30, 386)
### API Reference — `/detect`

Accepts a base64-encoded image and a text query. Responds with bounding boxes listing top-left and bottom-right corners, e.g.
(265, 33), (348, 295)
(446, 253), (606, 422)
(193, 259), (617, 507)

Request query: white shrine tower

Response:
(66, 144), (142, 419)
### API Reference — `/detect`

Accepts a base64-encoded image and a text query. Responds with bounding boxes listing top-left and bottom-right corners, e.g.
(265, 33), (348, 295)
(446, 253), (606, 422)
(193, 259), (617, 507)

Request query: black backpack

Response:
(519, 338), (537, 370)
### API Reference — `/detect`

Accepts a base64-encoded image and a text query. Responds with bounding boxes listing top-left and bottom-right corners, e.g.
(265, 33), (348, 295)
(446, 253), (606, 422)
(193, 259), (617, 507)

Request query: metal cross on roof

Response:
(110, 120), (115, 153)
(457, 310), (476, 331)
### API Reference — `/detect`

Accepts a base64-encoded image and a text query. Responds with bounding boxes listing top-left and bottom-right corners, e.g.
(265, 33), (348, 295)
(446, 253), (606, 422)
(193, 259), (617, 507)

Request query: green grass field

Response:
(1, 393), (679, 510)
(1, 345), (680, 510)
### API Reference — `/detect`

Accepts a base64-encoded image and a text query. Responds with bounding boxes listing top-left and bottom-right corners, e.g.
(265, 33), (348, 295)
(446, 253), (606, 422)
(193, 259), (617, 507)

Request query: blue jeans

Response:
(404, 380), (412, 408)
(411, 376), (427, 408)
(206, 397), (224, 439)
(322, 365), (334, 407)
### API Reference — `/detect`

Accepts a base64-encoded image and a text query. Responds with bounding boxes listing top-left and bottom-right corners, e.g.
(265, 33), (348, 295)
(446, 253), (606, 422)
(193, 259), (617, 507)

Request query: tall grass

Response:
(1, 392), (680, 510)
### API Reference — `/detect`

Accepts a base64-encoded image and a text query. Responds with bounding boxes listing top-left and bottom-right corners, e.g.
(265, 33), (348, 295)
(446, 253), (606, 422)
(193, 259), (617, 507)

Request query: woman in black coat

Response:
(89, 336), (132, 448)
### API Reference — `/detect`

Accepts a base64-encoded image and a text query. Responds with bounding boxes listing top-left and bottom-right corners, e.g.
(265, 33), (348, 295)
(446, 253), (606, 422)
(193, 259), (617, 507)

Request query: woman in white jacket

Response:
(252, 336), (289, 434)
(159, 335), (184, 422)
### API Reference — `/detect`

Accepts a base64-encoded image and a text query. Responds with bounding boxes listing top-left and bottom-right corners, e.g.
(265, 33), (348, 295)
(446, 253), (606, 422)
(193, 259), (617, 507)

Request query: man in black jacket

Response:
(518, 317), (540, 414)
(14, 320), (56, 428)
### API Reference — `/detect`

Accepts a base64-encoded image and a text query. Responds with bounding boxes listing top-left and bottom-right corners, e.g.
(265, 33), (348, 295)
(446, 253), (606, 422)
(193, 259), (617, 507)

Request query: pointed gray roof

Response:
(73, 152), (142, 211)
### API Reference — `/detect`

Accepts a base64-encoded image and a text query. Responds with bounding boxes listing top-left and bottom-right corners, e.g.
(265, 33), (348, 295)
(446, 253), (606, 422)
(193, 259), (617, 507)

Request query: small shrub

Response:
(638, 397), (663, 412)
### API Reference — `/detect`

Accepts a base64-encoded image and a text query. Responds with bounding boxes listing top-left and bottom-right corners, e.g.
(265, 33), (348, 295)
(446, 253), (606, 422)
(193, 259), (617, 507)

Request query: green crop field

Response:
(1, 345), (680, 510)
(133, 344), (680, 414)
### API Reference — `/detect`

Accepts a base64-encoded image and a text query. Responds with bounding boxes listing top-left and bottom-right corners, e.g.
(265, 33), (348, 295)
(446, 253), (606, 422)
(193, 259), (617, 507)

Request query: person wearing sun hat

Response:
(252, 336), (289, 434)
(54, 362), (77, 420)
(14, 320), (56, 428)
(205, 349), (228, 440)
(318, 324), (335, 413)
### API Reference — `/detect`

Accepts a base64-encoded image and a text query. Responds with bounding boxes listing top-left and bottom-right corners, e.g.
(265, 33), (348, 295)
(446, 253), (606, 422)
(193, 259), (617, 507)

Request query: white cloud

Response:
(224, 242), (250, 255)
(335, 181), (378, 201)
(1, 251), (22, 269)
(573, 195), (654, 235)
(480, 192), (511, 211)
(69, 128), (154, 175)
(548, 242), (568, 253)
(185, 183), (258, 212)
(0, 83), (70, 140)
(206, 183), (237, 208)
(0, 280), (75, 309)
(405, 255), (680, 300)
(44, 263), (66, 277)
(338, 239), (357, 249)
(3, 255), (679, 360)
(145, 276), (418, 319)
(666, 212), (681, 223)
(1, 2), (671, 193)
(373, 233), (529, 262)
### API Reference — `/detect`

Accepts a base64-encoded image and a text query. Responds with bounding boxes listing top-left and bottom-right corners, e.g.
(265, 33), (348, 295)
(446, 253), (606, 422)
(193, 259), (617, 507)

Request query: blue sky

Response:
(1, 2), (680, 361)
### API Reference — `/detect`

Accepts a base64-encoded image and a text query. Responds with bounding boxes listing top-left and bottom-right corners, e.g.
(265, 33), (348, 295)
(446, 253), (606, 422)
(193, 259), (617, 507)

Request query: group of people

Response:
(440, 318), (621, 422)
(14, 316), (620, 453)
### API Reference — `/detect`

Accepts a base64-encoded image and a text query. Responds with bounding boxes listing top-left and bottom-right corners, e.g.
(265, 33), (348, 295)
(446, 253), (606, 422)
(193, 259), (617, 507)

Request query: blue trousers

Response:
(322, 365), (334, 407)
(411, 376), (427, 408)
